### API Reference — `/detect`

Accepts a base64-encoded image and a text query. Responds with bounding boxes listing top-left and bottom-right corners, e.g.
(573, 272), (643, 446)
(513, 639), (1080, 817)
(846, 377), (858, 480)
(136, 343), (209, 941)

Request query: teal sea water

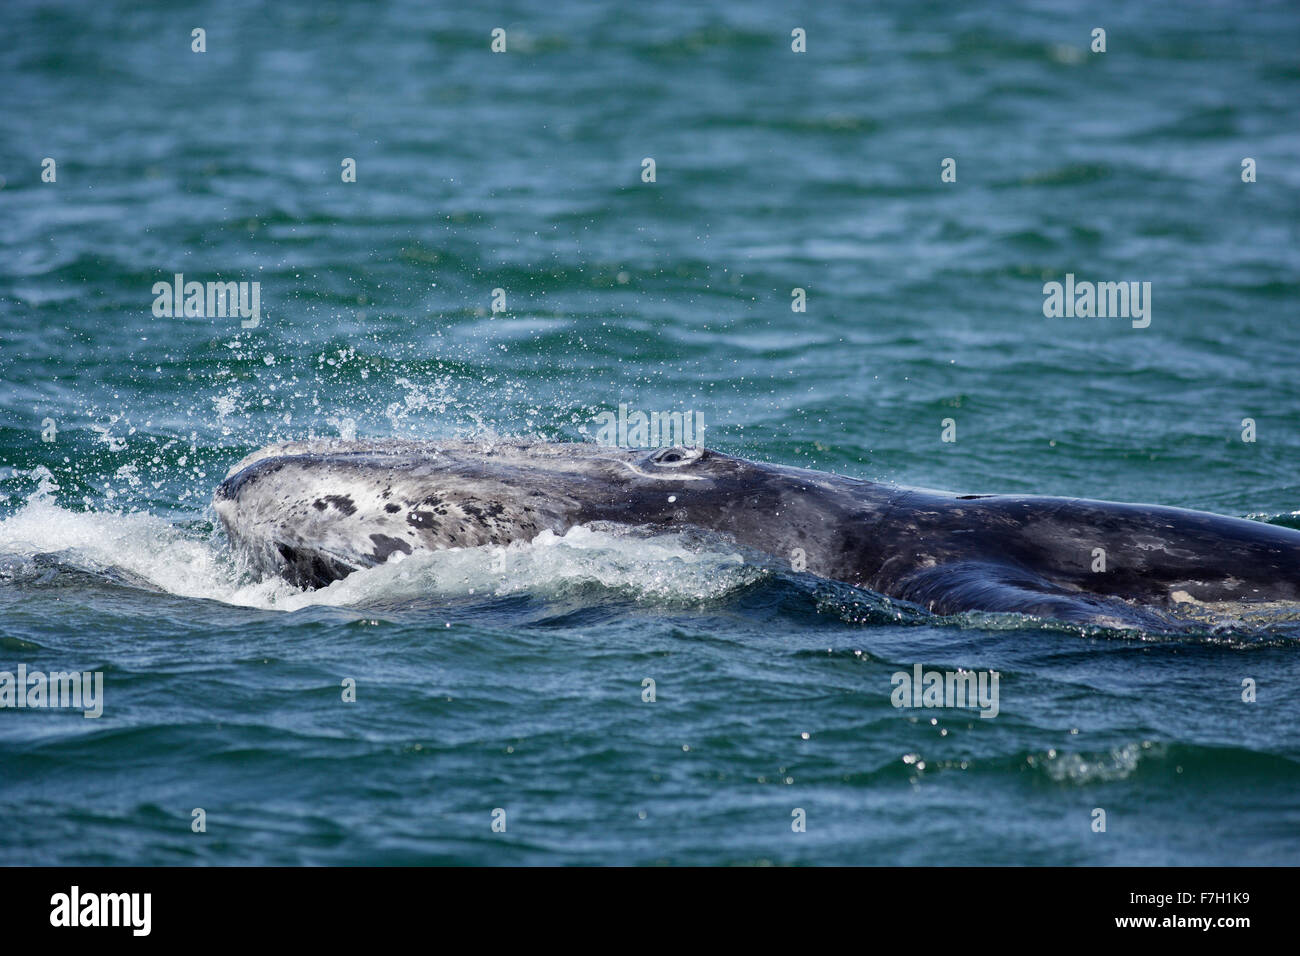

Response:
(2, 0), (1299, 865)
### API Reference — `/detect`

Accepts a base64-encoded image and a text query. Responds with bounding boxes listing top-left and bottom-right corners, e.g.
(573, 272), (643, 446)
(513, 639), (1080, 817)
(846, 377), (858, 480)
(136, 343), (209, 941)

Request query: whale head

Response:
(212, 439), (830, 588)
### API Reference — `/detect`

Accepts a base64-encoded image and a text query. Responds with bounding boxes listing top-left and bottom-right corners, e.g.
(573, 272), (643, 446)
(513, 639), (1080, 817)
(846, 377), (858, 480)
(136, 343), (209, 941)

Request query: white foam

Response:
(290, 525), (761, 611)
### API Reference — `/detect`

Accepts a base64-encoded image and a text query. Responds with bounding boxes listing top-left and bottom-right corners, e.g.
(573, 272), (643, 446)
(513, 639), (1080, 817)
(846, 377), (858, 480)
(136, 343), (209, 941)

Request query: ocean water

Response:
(2, 0), (1299, 865)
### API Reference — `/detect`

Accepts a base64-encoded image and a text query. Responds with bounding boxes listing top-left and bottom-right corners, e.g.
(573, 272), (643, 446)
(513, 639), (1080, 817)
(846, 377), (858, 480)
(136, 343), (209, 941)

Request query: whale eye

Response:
(649, 446), (702, 467)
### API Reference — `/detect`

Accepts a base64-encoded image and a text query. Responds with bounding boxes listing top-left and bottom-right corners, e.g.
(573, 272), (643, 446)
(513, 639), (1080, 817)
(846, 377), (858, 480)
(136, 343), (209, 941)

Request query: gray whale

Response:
(213, 439), (1300, 627)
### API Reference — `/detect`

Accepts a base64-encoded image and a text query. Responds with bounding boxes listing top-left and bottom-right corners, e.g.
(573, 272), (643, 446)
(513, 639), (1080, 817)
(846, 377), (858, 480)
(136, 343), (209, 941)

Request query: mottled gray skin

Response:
(214, 439), (1300, 625)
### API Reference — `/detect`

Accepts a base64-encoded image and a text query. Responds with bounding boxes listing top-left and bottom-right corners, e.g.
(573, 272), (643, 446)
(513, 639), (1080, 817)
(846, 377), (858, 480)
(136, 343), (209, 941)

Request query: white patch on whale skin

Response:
(219, 459), (568, 579)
